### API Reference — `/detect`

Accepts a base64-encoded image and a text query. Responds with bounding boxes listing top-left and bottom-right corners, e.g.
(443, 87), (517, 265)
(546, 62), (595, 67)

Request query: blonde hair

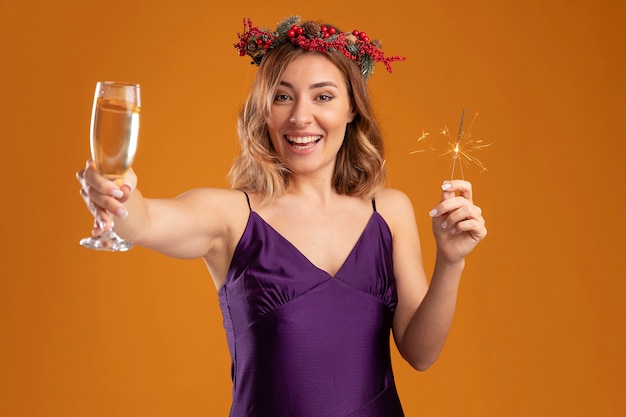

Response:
(229, 35), (386, 201)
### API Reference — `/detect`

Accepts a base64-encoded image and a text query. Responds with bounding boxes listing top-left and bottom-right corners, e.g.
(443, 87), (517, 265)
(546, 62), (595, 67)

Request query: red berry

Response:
(297, 27), (303, 35)
(328, 27), (336, 35)
(352, 30), (360, 36)
(321, 25), (328, 32)
(287, 29), (296, 37)
(359, 31), (367, 40)
(256, 38), (263, 45)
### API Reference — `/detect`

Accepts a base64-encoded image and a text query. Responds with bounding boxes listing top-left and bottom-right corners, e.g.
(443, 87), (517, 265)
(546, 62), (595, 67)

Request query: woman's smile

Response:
(285, 134), (323, 151)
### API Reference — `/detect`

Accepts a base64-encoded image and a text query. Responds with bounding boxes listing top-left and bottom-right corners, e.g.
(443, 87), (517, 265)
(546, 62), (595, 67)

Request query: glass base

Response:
(80, 230), (133, 252)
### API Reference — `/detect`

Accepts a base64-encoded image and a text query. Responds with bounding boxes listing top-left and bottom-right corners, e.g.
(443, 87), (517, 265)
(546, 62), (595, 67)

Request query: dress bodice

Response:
(218, 207), (404, 416)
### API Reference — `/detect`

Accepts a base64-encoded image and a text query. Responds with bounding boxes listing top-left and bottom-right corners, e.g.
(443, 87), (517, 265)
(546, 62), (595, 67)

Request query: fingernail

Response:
(429, 208), (438, 217)
(111, 189), (124, 198)
(116, 208), (128, 219)
(450, 227), (457, 235)
(441, 221), (448, 229)
(442, 182), (452, 191)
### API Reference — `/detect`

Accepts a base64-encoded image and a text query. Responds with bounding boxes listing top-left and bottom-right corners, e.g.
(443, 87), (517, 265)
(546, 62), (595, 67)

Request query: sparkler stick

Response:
(450, 109), (466, 180)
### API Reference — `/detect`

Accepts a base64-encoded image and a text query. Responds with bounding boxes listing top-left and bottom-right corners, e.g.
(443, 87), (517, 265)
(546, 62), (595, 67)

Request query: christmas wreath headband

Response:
(234, 16), (405, 80)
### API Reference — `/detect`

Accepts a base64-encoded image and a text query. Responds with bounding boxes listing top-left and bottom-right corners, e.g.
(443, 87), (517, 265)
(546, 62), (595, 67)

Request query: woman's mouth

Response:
(286, 135), (322, 150)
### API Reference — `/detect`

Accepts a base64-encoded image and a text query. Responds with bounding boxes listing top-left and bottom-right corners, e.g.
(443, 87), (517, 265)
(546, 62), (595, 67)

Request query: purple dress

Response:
(218, 194), (404, 416)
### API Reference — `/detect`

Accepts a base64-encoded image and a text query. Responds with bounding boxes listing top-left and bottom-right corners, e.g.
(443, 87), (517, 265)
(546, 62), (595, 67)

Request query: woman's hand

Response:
(76, 160), (137, 236)
(428, 180), (487, 265)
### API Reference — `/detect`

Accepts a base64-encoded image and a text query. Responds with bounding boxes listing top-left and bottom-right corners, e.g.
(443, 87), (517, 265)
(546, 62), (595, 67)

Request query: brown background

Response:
(1, 0), (625, 416)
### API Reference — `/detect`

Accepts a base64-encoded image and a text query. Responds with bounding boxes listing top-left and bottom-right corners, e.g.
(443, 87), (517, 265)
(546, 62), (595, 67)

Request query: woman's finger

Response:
(78, 161), (128, 219)
(441, 179), (473, 201)
(118, 168), (137, 202)
(82, 162), (124, 198)
(430, 180), (475, 217)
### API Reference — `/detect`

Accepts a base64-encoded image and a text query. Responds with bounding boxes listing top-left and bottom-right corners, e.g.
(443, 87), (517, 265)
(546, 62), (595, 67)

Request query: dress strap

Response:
(371, 197), (377, 212)
(242, 191), (252, 211)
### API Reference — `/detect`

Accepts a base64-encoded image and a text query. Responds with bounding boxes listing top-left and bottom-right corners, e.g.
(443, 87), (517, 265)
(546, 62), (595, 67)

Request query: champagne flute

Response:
(80, 81), (141, 252)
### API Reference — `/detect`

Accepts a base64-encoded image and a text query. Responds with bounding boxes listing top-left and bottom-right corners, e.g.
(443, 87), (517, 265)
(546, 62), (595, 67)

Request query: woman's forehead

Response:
(278, 53), (348, 87)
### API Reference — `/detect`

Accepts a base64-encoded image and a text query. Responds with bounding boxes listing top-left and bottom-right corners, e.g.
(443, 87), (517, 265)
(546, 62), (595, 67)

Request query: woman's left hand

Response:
(429, 180), (487, 265)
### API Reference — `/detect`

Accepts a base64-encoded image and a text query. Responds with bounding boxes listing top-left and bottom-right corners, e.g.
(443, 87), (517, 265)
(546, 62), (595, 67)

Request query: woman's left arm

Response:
(381, 181), (487, 371)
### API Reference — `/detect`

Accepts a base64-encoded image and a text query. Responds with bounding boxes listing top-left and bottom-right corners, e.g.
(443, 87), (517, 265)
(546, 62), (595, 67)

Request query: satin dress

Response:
(218, 194), (404, 416)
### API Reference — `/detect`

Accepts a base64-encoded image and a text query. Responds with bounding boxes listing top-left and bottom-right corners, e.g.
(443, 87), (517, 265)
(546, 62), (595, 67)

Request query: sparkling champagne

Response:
(90, 97), (140, 180)
(81, 81), (141, 252)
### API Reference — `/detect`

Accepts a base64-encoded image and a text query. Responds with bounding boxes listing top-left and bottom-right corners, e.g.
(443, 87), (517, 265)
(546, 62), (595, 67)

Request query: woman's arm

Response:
(378, 181), (487, 371)
(76, 161), (247, 261)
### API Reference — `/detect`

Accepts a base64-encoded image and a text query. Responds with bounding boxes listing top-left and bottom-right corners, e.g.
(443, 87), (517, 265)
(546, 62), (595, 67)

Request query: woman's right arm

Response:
(76, 161), (245, 261)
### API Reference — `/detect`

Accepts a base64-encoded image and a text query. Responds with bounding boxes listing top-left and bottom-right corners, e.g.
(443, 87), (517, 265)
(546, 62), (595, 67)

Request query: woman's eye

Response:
(274, 94), (290, 102)
(317, 94), (334, 102)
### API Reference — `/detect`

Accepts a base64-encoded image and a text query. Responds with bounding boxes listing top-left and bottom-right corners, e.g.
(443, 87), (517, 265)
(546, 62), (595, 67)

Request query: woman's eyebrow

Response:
(278, 81), (338, 89)
(310, 81), (338, 89)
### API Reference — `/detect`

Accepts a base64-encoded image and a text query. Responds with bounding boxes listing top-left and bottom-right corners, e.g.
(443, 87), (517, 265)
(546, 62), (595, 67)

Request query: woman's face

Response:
(266, 52), (354, 179)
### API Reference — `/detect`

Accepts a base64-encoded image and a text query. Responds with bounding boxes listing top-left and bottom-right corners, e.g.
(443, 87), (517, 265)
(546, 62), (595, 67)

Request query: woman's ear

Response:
(347, 106), (356, 123)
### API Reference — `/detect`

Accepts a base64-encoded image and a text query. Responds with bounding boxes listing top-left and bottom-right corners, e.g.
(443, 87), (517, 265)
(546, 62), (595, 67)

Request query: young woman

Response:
(77, 17), (487, 416)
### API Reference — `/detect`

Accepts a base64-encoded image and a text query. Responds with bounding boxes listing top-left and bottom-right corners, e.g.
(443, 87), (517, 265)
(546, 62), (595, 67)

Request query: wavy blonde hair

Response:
(229, 34), (387, 201)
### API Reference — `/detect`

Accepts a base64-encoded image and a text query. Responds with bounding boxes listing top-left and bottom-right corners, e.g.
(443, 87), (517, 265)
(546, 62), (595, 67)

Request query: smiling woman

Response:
(266, 54), (355, 176)
(231, 32), (389, 199)
(75, 15), (487, 416)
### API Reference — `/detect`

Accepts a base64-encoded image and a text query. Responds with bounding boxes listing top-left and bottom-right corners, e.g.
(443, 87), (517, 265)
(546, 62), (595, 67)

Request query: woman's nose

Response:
(289, 101), (313, 126)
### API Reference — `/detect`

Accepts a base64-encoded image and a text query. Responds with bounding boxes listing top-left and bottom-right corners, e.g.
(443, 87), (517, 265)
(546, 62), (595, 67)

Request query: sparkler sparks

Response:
(410, 110), (492, 180)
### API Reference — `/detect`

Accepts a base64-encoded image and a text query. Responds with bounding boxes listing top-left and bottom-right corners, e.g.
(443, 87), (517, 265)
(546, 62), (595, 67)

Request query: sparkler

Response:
(410, 109), (491, 180)
(450, 109), (466, 180)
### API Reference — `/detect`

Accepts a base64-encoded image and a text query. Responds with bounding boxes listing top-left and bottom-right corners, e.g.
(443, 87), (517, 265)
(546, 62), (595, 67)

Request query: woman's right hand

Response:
(76, 160), (137, 236)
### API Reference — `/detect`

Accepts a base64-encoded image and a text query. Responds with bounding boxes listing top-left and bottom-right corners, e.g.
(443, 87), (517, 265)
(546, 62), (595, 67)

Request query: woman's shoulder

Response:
(176, 187), (251, 221)
(374, 187), (413, 209)
(178, 187), (247, 203)
(374, 188), (416, 229)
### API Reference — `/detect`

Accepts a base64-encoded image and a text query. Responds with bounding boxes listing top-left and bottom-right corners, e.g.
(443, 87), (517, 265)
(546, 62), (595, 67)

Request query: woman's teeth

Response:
(286, 136), (321, 149)
(286, 135), (321, 144)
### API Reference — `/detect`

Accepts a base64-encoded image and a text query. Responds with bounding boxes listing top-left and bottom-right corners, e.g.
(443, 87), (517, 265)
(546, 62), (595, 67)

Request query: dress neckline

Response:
(250, 210), (379, 279)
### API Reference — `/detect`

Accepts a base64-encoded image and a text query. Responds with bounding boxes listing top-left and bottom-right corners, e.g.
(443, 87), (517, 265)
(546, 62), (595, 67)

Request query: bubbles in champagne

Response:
(90, 97), (140, 179)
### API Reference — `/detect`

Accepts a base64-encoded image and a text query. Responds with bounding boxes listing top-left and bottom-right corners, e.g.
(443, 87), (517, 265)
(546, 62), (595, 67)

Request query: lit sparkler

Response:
(410, 109), (491, 180)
